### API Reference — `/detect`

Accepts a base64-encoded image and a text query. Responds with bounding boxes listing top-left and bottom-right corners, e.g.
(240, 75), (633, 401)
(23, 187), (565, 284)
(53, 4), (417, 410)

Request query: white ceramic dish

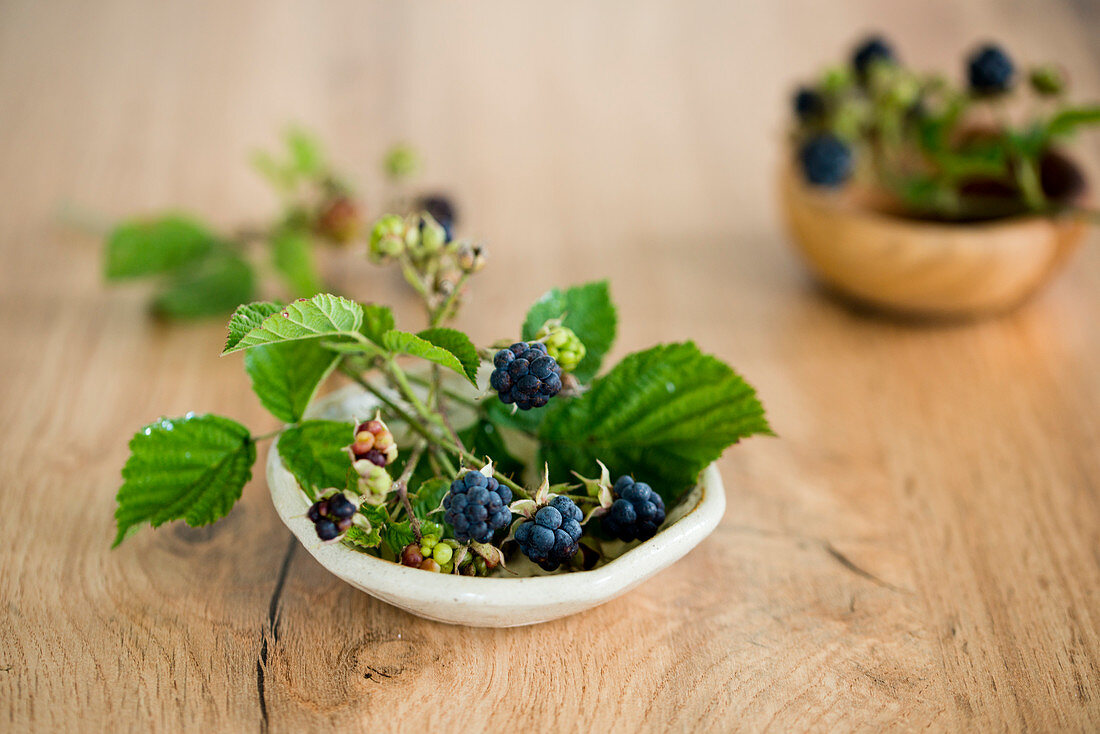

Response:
(267, 385), (726, 627)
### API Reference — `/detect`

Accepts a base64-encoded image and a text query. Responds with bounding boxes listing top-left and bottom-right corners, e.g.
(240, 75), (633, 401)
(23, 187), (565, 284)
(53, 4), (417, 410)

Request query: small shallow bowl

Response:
(779, 165), (1089, 319)
(267, 385), (726, 627)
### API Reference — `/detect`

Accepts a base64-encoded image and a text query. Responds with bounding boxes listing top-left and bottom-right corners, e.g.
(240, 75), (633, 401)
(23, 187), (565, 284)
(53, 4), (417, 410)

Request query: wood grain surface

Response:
(1, 1), (1098, 731)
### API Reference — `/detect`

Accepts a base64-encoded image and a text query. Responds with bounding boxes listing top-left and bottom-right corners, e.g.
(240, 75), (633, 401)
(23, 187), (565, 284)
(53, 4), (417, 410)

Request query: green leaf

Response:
(459, 417), (526, 479)
(381, 520), (416, 556)
(485, 399), (547, 435)
(104, 214), (217, 279)
(360, 304), (395, 345)
(224, 302), (283, 352)
(286, 127), (324, 175)
(538, 342), (771, 505)
(113, 414), (255, 547)
(152, 252), (256, 319)
(277, 420), (353, 497)
(271, 228), (323, 297)
(382, 329), (477, 385)
(343, 524), (382, 551)
(1047, 105), (1100, 137)
(411, 478), (451, 520)
(522, 280), (617, 382)
(244, 341), (339, 423)
(415, 328), (480, 383)
(223, 294), (364, 354)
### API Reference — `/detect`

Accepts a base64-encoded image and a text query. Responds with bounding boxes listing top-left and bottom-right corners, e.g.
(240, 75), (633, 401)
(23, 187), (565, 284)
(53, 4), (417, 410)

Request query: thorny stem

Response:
(250, 428), (286, 443)
(405, 372), (479, 408)
(342, 361), (528, 499)
(430, 271), (469, 327)
(394, 442), (426, 540)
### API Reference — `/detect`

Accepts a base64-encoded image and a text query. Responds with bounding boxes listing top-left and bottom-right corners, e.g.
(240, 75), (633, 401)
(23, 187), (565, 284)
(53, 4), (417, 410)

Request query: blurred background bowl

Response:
(779, 164), (1089, 319)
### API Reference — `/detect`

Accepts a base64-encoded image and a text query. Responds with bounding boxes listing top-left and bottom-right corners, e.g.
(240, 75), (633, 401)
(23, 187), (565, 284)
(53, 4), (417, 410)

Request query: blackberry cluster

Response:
(415, 194), (456, 242)
(602, 476), (666, 542)
(514, 496), (583, 571)
(307, 492), (357, 541)
(793, 87), (825, 122)
(443, 472), (513, 544)
(350, 419), (397, 467)
(852, 36), (896, 78)
(798, 134), (852, 187)
(967, 44), (1014, 95)
(490, 342), (563, 410)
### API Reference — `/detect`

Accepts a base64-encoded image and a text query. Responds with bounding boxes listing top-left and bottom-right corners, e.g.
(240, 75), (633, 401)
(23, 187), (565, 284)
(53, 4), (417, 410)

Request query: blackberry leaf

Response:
(113, 414), (255, 547)
(416, 328), (480, 383)
(360, 304), (395, 345)
(271, 228), (322, 297)
(277, 420), (354, 496)
(225, 301), (283, 352)
(411, 478), (451, 521)
(244, 341), (339, 423)
(344, 524), (382, 551)
(382, 329), (478, 386)
(105, 214), (217, 279)
(522, 280), (616, 383)
(152, 251), (256, 319)
(222, 294), (363, 354)
(537, 342), (771, 504)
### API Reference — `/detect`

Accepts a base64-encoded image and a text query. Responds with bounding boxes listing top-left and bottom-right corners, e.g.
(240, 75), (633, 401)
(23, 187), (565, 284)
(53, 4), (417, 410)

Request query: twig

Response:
(394, 442), (426, 540)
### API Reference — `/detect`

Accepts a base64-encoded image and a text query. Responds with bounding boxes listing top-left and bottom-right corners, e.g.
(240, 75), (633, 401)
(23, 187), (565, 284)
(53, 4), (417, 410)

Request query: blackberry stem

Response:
(394, 442), (426, 541)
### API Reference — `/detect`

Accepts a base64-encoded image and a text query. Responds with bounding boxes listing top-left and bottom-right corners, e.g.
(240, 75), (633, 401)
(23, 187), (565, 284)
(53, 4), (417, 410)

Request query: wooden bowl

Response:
(779, 166), (1089, 319)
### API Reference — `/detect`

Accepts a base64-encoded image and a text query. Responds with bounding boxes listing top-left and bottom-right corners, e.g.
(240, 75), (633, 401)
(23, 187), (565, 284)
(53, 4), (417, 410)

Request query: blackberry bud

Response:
(368, 214), (407, 262)
(534, 323), (586, 374)
(414, 194), (456, 242)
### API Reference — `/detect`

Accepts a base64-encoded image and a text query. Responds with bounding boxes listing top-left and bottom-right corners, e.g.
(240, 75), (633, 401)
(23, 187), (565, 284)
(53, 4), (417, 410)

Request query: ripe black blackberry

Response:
(490, 342), (563, 410)
(967, 44), (1014, 95)
(443, 471), (513, 544)
(793, 87), (825, 122)
(798, 134), (852, 187)
(514, 496), (583, 571)
(307, 492), (356, 541)
(602, 476), (665, 542)
(852, 35), (896, 78)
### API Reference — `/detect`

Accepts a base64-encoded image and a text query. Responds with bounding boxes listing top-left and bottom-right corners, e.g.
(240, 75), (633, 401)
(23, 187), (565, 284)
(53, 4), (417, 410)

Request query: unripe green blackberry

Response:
(535, 324), (586, 374)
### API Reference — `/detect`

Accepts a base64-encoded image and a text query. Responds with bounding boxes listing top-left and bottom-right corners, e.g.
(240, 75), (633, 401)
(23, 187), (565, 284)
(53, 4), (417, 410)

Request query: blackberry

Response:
(967, 44), (1014, 95)
(602, 476), (666, 542)
(852, 36), (896, 78)
(443, 471), (513, 544)
(514, 496), (583, 571)
(490, 342), (563, 410)
(793, 87), (825, 122)
(315, 519), (340, 541)
(350, 419), (397, 467)
(315, 196), (361, 244)
(415, 194), (456, 242)
(308, 492), (357, 541)
(798, 134), (852, 187)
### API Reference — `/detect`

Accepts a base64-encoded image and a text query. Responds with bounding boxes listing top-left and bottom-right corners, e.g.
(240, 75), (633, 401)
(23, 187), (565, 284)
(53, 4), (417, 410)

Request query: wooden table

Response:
(2, 1), (1098, 730)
